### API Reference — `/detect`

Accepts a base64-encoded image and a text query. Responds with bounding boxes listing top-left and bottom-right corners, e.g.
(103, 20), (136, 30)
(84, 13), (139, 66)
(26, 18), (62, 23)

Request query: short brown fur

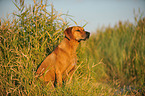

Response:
(36, 26), (90, 87)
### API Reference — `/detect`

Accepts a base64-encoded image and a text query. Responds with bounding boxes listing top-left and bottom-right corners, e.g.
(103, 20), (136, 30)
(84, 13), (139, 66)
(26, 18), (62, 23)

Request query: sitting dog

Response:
(36, 26), (90, 87)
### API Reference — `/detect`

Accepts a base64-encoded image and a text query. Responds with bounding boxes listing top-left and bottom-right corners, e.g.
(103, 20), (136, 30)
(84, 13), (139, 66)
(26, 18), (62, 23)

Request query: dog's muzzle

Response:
(85, 32), (90, 39)
(78, 31), (90, 42)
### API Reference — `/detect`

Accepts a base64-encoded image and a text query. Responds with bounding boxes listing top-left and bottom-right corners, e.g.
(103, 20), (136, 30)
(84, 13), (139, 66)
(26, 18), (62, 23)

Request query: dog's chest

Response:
(64, 53), (77, 67)
(71, 58), (77, 66)
(70, 53), (77, 64)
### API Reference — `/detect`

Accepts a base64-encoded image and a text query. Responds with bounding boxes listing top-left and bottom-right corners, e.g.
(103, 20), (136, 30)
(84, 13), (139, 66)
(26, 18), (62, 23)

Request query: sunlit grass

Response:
(0, 0), (145, 95)
(79, 18), (145, 95)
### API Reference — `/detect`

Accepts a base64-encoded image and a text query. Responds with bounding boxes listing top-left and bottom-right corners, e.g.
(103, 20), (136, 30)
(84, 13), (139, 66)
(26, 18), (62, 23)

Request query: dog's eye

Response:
(76, 30), (81, 32)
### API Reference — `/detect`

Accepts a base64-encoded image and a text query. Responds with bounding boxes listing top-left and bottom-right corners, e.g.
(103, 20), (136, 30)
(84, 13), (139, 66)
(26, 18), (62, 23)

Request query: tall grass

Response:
(0, 0), (145, 95)
(0, 0), (69, 95)
(80, 17), (145, 94)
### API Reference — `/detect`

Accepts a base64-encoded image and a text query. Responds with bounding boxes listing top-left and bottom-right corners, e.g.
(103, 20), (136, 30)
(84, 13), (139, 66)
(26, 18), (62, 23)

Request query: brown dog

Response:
(36, 26), (90, 87)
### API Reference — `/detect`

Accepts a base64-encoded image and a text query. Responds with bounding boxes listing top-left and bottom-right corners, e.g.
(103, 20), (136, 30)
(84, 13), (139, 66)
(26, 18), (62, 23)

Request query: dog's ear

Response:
(64, 27), (73, 40)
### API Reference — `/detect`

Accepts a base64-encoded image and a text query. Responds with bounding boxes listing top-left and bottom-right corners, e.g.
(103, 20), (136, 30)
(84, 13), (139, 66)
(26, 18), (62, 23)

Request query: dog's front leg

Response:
(56, 70), (62, 87)
(63, 65), (76, 84)
(67, 65), (76, 84)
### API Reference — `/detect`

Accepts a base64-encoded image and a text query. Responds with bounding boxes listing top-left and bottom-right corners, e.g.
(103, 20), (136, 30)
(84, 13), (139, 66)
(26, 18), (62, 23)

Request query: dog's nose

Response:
(86, 32), (90, 38)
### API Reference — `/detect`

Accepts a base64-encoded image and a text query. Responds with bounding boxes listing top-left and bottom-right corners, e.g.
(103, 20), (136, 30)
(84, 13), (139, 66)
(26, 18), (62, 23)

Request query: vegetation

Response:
(79, 18), (145, 95)
(0, 0), (144, 95)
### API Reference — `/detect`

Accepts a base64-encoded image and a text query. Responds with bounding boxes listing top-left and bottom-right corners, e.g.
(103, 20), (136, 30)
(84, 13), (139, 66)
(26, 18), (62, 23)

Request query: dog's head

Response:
(64, 26), (90, 42)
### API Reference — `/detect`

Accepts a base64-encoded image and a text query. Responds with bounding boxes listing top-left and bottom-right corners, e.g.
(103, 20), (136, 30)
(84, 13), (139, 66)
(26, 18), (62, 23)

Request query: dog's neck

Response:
(65, 36), (81, 43)
(65, 36), (70, 41)
(58, 38), (79, 54)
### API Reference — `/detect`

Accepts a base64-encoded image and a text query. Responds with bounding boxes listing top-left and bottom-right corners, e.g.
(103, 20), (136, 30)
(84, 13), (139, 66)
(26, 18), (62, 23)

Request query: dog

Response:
(36, 26), (90, 87)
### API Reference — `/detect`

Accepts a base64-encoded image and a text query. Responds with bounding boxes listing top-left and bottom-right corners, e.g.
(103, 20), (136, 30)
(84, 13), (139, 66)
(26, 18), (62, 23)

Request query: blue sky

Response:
(0, 0), (145, 32)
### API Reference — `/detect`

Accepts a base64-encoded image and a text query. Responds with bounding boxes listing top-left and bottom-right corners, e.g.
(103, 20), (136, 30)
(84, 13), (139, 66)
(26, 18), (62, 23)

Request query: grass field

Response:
(0, 0), (145, 95)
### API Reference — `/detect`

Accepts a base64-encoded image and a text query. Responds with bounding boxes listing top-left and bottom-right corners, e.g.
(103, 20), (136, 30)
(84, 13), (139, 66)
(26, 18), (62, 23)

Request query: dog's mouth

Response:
(78, 32), (90, 42)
